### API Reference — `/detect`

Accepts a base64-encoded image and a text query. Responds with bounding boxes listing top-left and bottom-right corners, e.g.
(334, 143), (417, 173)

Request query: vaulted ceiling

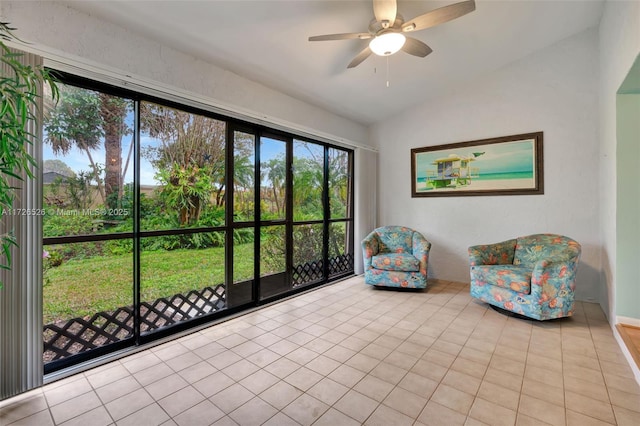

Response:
(68, 1), (605, 125)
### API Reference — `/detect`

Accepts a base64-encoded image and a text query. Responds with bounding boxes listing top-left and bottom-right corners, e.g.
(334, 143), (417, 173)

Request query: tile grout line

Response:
(3, 278), (638, 426)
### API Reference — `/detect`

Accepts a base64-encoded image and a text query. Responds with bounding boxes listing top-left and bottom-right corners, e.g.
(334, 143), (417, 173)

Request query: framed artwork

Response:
(411, 132), (543, 197)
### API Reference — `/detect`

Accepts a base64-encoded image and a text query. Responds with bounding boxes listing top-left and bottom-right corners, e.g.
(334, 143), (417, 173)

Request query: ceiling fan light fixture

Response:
(369, 32), (406, 56)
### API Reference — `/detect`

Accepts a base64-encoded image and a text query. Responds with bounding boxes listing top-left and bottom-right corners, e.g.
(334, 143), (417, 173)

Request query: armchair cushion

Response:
(372, 253), (420, 272)
(470, 265), (532, 294)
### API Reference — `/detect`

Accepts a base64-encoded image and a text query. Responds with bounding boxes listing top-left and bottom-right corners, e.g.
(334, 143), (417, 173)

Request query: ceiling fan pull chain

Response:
(386, 56), (390, 88)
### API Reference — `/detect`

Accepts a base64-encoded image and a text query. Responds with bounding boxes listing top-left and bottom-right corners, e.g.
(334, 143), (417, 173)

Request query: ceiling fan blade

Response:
(347, 46), (372, 69)
(373, 0), (397, 27)
(309, 32), (372, 41)
(403, 0), (475, 32)
(402, 37), (433, 58)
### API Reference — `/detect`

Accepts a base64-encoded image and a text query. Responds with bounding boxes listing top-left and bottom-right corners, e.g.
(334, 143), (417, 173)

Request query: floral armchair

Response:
(362, 226), (431, 289)
(468, 234), (581, 320)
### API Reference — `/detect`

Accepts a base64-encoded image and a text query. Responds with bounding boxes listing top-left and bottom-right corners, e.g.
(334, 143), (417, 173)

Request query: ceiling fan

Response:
(309, 0), (476, 68)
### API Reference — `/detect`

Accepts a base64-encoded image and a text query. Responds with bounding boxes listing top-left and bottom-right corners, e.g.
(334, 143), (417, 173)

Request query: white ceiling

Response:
(67, 0), (604, 125)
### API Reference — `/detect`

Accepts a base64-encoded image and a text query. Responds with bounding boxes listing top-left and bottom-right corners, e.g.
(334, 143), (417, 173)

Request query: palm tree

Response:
(44, 85), (132, 207)
(263, 157), (286, 216)
(328, 149), (350, 218)
(44, 86), (106, 203)
(233, 153), (254, 218)
(99, 93), (130, 207)
(292, 156), (323, 220)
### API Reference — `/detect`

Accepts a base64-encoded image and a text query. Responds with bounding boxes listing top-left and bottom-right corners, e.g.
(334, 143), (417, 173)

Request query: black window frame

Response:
(42, 70), (355, 374)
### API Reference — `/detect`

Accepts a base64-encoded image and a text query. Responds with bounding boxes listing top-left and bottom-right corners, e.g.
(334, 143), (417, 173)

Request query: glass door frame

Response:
(257, 132), (292, 301)
(43, 70), (355, 374)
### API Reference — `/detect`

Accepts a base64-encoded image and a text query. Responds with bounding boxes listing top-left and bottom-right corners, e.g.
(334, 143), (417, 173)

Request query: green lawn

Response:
(43, 243), (254, 324)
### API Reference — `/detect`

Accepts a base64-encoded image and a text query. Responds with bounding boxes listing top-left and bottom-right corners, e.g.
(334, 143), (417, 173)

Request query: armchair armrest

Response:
(361, 231), (380, 270)
(412, 233), (432, 277)
(531, 254), (580, 298)
(468, 238), (517, 266)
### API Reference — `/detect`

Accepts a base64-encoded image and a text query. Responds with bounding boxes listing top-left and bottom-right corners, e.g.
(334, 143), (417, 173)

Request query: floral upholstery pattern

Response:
(362, 226), (431, 289)
(471, 265), (532, 294)
(468, 238), (516, 266)
(469, 234), (581, 320)
(371, 253), (420, 271)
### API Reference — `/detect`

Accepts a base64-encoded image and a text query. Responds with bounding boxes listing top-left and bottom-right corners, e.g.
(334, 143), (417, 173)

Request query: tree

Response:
(44, 85), (132, 208)
(44, 86), (106, 203)
(45, 170), (96, 210)
(231, 133), (255, 220)
(262, 157), (286, 216)
(141, 102), (226, 225)
(99, 93), (129, 207)
(233, 153), (254, 219)
(328, 149), (350, 218)
(327, 149), (350, 257)
(43, 159), (74, 177)
(156, 163), (212, 226)
(292, 156), (323, 220)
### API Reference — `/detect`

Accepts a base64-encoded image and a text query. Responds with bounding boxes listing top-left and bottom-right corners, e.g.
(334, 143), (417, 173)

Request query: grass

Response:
(43, 243), (254, 324)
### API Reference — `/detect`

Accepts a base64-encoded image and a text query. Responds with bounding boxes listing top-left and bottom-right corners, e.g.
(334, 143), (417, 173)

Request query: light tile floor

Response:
(1, 277), (640, 426)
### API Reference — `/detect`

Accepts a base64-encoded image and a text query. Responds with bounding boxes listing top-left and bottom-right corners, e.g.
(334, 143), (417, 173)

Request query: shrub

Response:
(260, 227), (286, 273)
(43, 209), (97, 237)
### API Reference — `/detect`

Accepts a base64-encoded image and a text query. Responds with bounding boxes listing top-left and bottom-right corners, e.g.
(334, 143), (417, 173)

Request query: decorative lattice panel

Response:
(292, 260), (324, 286)
(329, 253), (354, 276)
(43, 284), (226, 362)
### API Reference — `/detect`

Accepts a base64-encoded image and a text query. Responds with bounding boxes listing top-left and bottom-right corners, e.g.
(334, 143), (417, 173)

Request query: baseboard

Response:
(617, 315), (640, 328)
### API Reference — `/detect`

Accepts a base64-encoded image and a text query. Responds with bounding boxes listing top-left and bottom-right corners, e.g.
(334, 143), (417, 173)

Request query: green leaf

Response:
(0, 22), (60, 279)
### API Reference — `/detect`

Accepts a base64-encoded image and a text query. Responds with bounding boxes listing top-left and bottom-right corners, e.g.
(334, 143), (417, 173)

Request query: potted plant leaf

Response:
(0, 22), (58, 286)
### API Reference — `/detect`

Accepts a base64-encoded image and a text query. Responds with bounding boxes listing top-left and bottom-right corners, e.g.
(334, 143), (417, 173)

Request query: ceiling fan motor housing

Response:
(368, 15), (405, 35)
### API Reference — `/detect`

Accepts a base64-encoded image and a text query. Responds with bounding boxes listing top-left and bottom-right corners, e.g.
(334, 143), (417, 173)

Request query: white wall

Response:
(0, 1), (369, 146)
(370, 29), (601, 302)
(354, 149), (378, 274)
(616, 94), (640, 322)
(598, 0), (640, 323)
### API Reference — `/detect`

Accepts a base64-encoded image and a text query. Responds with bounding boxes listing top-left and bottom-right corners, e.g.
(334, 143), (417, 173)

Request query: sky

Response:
(42, 84), (329, 188)
(43, 136), (320, 187)
(43, 136), (154, 185)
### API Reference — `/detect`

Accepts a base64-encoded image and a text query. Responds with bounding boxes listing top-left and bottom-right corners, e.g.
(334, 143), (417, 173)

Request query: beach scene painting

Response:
(411, 132), (543, 197)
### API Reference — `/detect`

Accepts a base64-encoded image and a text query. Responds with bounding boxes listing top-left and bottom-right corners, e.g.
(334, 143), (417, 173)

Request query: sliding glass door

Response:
(228, 128), (256, 307)
(138, 101), (228, 337)
(328, 148), (355, 277)
(259, 135), (289, 299)
(42, 82), (135, 365)
(42, 72), (354, 372)
(291, 140), (325, 287)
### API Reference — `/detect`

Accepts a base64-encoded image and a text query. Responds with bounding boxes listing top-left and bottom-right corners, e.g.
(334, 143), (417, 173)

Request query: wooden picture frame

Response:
(411, 132), (543, 197)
